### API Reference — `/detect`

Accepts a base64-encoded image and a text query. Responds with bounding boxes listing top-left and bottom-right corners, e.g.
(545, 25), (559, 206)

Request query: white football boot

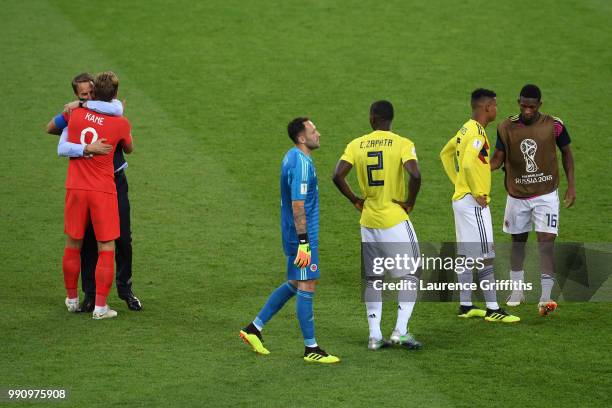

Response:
(65, 297), (80, 313)
(92, 306), (118, 320)
(368, 337), (391, 351)
(506, 291), (525, 307)
(390, 329), (422, 349)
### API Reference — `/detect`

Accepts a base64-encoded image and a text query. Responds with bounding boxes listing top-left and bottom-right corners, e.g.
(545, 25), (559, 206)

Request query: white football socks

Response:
(94, 305), (108, 315)
(458, 269), (474, 306)
(510, 270), (525, 292)
(365, 302), (383, 341)
(540, 274), (555, 302)
(395, 302), (415, 336)
(486, 301), (500, 310)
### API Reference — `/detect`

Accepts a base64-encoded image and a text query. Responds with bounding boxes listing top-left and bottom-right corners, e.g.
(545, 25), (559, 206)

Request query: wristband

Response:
(298, 233), (309, 244)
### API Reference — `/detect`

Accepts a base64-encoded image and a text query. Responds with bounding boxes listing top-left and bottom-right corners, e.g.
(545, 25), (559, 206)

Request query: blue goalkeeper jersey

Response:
(280, 147), (319, 255)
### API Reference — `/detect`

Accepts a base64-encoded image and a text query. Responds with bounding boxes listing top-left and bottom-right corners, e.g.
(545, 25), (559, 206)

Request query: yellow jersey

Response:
(340, 130), (418, 228)
(439, 119), (491, 203)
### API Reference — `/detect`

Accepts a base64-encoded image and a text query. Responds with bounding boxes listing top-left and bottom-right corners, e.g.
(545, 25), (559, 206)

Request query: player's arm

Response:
(291, 200), (311, 268)
(292, 200), (308, 235)
(393, 140), (421, 213)
(122, 140), (134, 154)
(332, 160), (365, 212)
(332, 142), (365, 212)
(392, 160), (421, 214)
(46, 113), (68, 135)
(289, 160), (311, 268)
(439, 137), (457, 184)
(64, 99), (124, 116)
(46, 118), (61, 135)
(120, 121), (134, 154)
(556, 121), (575, 208)
(461, 136), (488, 206)
(57, 127), (112, 157)
(490, 130), (505, 170)
(490, 149), (505, 170)
(48, 98), (122, 137)
(560, 144), (575, 208)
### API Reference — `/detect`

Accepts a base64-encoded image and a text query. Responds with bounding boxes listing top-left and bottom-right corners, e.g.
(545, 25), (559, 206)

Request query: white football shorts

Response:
(361, 220), (420, 278)
(452, 194), (495, 259)
(503, 190), (559, 235)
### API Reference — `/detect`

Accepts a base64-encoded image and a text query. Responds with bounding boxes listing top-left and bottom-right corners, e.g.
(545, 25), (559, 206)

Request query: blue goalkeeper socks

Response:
(253, 284), (317, 347)
(253, 281), (297, 330)
(296, 289), (317, 347)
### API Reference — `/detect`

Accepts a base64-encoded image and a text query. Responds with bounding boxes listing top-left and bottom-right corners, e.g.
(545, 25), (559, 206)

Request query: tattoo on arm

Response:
(292, 201), (307, 235)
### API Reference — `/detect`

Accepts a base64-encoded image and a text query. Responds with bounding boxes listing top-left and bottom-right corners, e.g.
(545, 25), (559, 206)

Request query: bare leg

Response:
(66, 235), (83, 249)
(507, 233), (529, 305)
(510, 232), (529, 271)
(536, 232), (556, 302)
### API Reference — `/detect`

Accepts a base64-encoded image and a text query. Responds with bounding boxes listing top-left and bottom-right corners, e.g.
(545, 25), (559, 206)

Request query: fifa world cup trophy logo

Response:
(520, 138), (538, 173)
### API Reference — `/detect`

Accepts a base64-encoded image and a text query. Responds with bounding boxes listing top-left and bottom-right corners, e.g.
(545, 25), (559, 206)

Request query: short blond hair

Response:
(94, 71), (119, 102)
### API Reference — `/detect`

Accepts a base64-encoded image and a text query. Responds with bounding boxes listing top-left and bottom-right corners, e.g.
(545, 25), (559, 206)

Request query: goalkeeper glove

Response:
(294, 233), (311, 268)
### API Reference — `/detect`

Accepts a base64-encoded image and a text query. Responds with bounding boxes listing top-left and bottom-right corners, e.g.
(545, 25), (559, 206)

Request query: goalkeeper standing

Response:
(239, 117), (340, 364)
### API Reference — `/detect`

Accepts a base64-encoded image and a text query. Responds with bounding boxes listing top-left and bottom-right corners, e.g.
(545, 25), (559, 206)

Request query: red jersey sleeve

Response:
(122, 119), (133, 146)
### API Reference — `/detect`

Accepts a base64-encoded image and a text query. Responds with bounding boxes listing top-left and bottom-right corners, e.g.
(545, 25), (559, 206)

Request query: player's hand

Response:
(294, 242), (311, 268)
(474, 195), (488, 208)
(86, 138), (112, 155)
(564, 185), (576, 208)
(392, 199), (414, 214)
(353, 197), (365, 212)
(64, 100), (80, 113)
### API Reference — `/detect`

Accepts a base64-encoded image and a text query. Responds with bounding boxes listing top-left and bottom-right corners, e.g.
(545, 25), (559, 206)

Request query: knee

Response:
(537, 232), (556, 243)
(298, 279), (317, 292)
(97, 240), (115, 252)
(65, 236), (82, 249)
(512, 233), (529, 243)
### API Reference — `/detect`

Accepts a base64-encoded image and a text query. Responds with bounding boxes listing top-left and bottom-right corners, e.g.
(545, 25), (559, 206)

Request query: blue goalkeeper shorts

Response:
(286, 247), (320, 281)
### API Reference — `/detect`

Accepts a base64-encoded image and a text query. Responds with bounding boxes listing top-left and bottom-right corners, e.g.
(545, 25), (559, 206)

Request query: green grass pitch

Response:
(1, 0), (611, 406)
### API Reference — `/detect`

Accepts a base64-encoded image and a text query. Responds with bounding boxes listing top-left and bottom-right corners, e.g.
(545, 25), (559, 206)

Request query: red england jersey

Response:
(65, 108), (132, 194)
